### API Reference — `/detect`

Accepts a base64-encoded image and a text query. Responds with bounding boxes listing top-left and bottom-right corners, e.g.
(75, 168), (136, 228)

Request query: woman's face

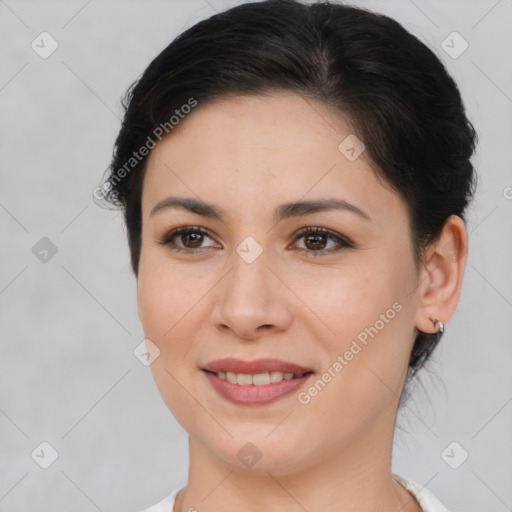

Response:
(137, 92), (421, 474)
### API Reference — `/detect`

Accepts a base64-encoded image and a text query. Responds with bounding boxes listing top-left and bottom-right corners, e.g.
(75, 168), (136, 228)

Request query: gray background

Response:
(1, 0), (511, 510)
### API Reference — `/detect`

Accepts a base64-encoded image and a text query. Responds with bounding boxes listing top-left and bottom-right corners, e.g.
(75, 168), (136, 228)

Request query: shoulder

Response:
(136, 487), (182, 512)
(394, 474), (450, 512)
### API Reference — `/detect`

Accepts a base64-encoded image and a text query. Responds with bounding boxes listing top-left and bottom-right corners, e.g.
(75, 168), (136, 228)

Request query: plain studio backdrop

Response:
(1, 0), (511, 510)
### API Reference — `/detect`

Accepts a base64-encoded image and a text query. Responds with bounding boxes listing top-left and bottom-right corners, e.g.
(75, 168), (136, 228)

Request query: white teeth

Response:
(216, 371), (298, 385)
(226, 372), (237, 384)
(236, 373), (253, 385)
(253, 373), (270, 385)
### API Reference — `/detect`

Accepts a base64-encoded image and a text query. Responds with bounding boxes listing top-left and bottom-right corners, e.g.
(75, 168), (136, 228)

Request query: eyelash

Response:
(158, 225), (354, 257)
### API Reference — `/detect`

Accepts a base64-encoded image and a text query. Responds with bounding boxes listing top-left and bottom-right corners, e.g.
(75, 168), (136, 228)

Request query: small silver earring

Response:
(429, 316), (444, 334)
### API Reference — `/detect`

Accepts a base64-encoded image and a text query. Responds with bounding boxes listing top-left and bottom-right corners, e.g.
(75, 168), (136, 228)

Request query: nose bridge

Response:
(212, 235), (292, 337)
(228, 237), (272, 305)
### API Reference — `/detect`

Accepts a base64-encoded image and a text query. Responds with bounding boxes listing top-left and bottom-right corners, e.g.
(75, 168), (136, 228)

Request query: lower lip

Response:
(203, 371), (314, 405)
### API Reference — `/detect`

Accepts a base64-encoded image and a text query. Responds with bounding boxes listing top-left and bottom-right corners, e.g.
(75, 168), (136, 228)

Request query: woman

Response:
(100, 0), (477, 510)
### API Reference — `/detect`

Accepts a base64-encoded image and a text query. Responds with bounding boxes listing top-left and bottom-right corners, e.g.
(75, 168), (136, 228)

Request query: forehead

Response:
(141, 92), (406, 225)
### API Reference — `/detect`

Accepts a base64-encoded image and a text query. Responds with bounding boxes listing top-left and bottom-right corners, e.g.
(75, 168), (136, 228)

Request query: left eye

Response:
(158, 226), (353, 256)
(291, 226), (353, 256)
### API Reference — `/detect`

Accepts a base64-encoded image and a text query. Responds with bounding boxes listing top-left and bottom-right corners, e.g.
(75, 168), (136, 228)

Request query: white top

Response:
(138, 474), (449, 512)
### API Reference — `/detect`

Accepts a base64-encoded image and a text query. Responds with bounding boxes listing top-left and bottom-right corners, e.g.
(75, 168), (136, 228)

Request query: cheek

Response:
(294, 261), (392, 341)
(137, 275), (178, 338)
(137, 268), (202, 390)
(308, 257), (414, 395)
(137, 261), (203, 421)
(137, 246), (191, 338)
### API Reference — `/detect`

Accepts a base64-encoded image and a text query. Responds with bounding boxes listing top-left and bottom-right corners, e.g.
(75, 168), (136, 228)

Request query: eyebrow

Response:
(149, 196), (372, 223)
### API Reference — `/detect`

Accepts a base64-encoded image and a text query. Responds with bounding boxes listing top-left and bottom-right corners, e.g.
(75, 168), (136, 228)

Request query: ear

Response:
(414, 215), (468, 334)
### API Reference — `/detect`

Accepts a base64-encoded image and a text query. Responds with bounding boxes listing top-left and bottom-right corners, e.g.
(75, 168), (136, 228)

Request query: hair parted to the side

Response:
(98, 0), (477, 383)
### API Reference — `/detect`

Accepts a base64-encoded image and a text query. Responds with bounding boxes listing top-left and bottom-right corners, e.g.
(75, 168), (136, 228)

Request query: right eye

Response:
(158, 226), (219, 253)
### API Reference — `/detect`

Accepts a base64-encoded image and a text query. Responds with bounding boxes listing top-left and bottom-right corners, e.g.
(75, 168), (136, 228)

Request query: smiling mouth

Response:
(202, 368), (315, 406)
(202, 369), (314, 386)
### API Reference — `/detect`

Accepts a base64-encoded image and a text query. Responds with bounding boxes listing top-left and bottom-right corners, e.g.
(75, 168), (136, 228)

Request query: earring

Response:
(429, 316), (444, 334)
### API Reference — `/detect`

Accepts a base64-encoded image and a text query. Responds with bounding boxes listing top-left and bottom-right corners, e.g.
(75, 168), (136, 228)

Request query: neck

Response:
(175, 406), (420, 512)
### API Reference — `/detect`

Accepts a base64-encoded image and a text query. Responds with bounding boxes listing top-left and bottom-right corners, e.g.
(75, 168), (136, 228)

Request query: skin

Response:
(136, 92), (468, 511)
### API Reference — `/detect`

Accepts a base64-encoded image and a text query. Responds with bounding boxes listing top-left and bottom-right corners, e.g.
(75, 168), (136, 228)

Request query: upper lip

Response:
(202, 358), (313, 376)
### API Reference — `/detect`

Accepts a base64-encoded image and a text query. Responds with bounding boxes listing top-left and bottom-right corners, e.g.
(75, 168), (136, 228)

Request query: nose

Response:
(211, 249), (293, 340)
